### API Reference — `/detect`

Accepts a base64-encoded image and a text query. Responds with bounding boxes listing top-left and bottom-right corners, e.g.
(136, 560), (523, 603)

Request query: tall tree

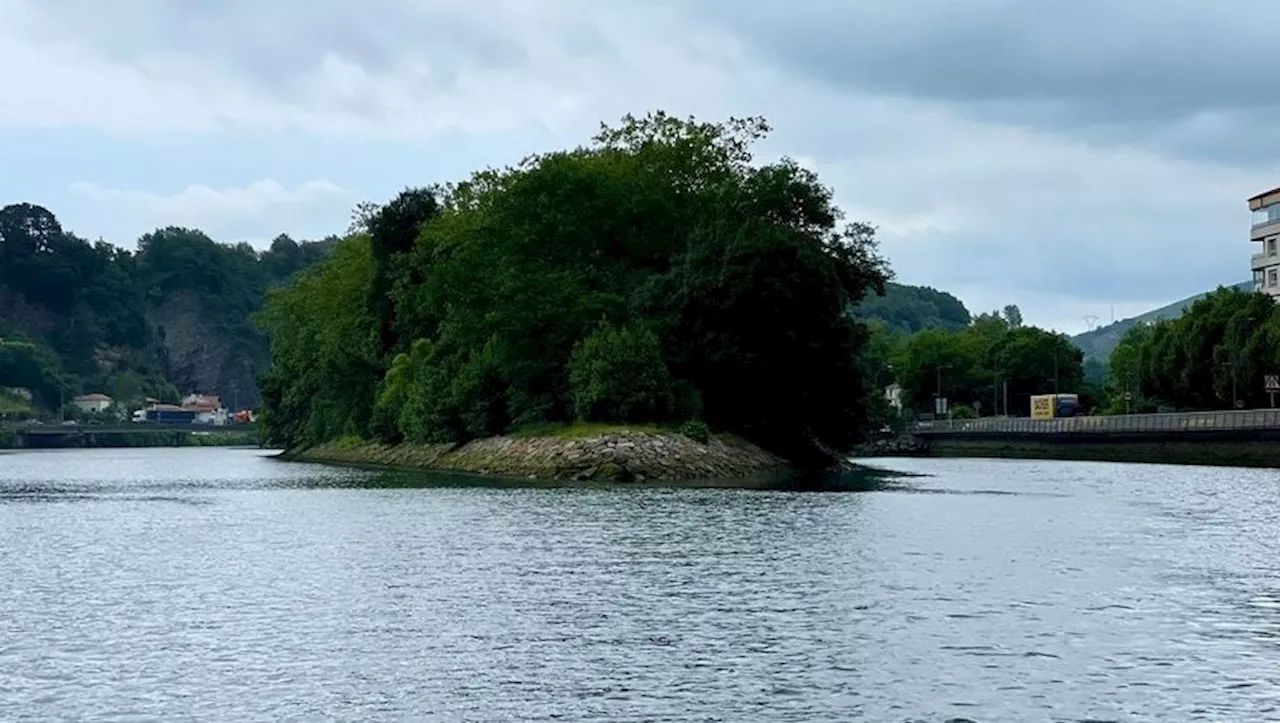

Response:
(365, 187), (440, 360)
(1002, 304), (1023, 328)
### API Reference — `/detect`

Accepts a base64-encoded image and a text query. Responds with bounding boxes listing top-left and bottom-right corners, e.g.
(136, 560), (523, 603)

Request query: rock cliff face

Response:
(290, 431), (793, 483)
(150, 291), (267, 407)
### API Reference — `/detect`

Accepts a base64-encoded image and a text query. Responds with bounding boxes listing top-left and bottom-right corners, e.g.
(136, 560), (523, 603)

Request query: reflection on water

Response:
(1, 448), (1279, 721)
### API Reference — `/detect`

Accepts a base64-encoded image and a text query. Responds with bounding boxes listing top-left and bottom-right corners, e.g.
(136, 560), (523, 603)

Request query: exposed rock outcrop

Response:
(289, 430), (793, 482)
(150, 291), (265, 406)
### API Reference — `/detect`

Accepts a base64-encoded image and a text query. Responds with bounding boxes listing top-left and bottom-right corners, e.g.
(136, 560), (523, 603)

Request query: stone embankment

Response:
(289, 430), (793, 483)
(852, 434), (927, 457)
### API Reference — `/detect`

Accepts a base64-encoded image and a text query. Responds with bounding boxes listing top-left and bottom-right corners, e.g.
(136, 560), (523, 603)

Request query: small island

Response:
(258, 113), (892, 480)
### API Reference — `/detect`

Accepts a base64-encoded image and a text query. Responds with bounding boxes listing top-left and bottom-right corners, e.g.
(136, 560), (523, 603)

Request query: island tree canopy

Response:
(257, 112), (892, 467)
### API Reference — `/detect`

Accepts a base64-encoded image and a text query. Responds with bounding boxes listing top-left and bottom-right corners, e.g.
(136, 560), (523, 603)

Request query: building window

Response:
(1270, 238), (1277, 256)
(1254, 205), (1280, 226)
(1269, 269), (1277, 287)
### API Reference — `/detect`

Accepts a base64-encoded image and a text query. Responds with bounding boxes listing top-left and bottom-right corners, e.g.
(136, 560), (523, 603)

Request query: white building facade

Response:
(1250, 187), (1280, 298)
(71, 393), (113, 414)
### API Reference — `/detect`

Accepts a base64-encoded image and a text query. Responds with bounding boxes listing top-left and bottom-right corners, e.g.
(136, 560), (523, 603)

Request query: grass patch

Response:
(0, 390), (33, 418)
(510, 421), (677, 440)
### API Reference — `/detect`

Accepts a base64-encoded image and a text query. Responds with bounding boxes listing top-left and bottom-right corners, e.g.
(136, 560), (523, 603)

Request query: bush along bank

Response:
(287, 427), (792, 483)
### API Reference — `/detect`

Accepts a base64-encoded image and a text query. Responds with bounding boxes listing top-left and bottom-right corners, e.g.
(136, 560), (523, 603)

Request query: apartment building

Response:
(1250, 186), (1280, 297)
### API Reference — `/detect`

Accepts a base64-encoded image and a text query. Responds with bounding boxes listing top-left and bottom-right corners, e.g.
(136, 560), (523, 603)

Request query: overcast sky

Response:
(2, 0), (1275, 334)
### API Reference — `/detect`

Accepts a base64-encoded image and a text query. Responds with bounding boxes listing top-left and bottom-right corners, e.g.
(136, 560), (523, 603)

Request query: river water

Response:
(1, 448), (1278, 721)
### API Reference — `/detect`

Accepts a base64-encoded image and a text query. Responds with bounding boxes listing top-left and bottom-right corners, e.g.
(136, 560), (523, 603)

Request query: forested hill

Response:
(0, 202), (334, 413)
(857, 282), (971, 333)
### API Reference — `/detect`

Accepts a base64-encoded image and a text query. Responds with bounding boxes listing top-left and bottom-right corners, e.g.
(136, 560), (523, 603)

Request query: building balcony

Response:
(1251, 252), (1280, 271)
(1251, 219), (1280, 240)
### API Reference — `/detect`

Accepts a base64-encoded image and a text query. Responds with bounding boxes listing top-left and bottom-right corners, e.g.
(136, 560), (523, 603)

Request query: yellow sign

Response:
(1031, 395), (1055, 419)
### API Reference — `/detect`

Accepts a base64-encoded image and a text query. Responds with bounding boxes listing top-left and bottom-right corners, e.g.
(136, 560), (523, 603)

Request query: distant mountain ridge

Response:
(1071, 280), (1254, 361)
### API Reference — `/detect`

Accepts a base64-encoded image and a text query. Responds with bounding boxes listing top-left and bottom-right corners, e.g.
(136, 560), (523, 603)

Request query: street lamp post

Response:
(933, 364), (951, 418)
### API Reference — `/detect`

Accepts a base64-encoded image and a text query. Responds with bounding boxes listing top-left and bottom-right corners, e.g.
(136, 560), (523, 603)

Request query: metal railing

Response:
(913, 409), (1280, 435)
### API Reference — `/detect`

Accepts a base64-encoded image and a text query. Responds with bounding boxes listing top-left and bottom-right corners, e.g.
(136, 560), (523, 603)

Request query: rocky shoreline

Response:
(851, 434), (928, 458)
(286, 430), (794, 483)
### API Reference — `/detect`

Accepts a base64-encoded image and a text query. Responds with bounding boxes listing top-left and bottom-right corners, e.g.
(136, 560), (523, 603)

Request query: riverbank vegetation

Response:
(258, 113), (892, 468)
(1102, 285), (1280, 413)
(861, 304), (1088, 420)
(870, 284), (1280, 419)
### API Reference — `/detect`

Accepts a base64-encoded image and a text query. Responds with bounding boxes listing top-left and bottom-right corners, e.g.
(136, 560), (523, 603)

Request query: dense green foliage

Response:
(1104, 286), (1280, 412)
(257, 236), (382, 445)
(0, 339), (68, 410)
(0, 203), (334, 414)
(857, 282), (971, 333)
(879, 310), (1087, 417)
(568, 323), (674, 424)
(258, 113), (891, 467)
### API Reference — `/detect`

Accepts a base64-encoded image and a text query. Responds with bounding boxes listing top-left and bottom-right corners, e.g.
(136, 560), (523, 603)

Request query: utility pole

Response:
(1220, 360), (1239, 411)
(1053, 350), (1059, 395)
(933, 364), (951, 418)
(1230, 315), (1255, 411)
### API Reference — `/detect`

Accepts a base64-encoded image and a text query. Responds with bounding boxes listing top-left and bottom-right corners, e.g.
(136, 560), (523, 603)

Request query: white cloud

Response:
(67, 179), (360, 245)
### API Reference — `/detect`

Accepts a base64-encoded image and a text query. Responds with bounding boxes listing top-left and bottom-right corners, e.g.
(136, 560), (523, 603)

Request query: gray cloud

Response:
(25, 0), (607, 93)
(680, 0), (1280, 161)
(5, 0), (1275, 333)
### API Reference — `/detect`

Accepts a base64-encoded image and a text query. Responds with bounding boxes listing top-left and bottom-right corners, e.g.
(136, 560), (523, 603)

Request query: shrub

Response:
(568, 323), (672, 423)
(678, 419), (711, 443)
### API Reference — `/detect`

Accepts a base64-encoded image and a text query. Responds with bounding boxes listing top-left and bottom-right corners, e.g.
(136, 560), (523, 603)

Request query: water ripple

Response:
(0, 449), (1277, 720)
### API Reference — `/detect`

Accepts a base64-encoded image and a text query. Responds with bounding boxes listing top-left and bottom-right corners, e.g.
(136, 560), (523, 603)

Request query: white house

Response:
(182, 394), (228, 425)
(71, 393), (113, 414)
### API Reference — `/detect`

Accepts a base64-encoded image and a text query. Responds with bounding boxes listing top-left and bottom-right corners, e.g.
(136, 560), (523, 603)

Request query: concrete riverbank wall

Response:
(888, 410), (1280, 468)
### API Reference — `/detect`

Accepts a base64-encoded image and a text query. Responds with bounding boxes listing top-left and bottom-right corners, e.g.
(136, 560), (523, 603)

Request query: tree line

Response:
(0, 203), (334, 417)
(1104, 286), (1280, 413)
(861, 304), (1089, 422)
(868, 283), (1280, 422)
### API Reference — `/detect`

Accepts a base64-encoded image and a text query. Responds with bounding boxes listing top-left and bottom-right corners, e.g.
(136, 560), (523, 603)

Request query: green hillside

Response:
(1071, 281), (1254, 360)
(857, 282), (971, 333)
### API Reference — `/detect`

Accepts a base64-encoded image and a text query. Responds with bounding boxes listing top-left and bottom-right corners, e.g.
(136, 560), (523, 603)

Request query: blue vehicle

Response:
(142, 408), (196, 424)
